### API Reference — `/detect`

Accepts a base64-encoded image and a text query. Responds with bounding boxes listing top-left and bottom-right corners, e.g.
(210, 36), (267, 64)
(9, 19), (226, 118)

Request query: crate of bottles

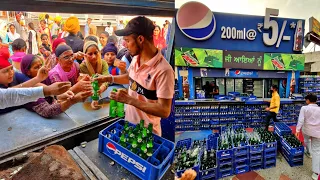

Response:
(175, 138), (192, 154)
(280, 134), (304, 156)
(175, 139), (202, 180)
(216, 136), (233, 160)
(274, 122), (292, 136)
(281, 146), (304, 167)
(199, 149), (217, 180)
(234, 164), (249, 175)
(98, 119), (174, 180)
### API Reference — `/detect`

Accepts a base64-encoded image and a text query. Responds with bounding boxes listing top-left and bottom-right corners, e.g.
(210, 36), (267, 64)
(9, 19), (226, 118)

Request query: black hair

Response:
(100, 31), (110, 37)
(12, 38), (26, 51)
(9, 24), (15, 29)
(155, 25), (161, 31)
(51, 35), (58, 40)
(85, 36), (98, 44)
(271, 85), (278, 91)
(41, 34), (48, 40)
(0, 37), (2, 43)
(107, 35), (118, 44)
(305, 94), (317, 103)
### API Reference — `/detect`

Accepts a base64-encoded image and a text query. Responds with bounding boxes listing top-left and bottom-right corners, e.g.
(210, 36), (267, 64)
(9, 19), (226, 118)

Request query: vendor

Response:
(94, 16), (174, 136)
(211, 81), (219, 97)
(202, 81), (213, 98)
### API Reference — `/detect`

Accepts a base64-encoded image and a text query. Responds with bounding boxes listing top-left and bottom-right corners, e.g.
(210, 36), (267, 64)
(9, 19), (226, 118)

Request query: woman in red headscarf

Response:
(46, 38), (66, 69)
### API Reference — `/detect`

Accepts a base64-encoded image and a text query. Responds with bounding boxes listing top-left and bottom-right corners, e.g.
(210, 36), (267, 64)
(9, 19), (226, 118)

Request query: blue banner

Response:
(227, 69), (259, 78)
(176, 7), (305, 54)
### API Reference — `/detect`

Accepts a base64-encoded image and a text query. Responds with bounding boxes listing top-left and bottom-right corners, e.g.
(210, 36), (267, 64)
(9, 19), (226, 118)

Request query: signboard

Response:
(223, 51), (264, 70)
(176, 2), (305, 54)
(227, 69), (259, 78)
(175, 47), (223, 68)
(309, 17), (320, 36)
(263, 53), (305, 71)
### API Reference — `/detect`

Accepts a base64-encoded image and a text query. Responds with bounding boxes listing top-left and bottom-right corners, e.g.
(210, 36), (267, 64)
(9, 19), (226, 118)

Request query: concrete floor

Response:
(221, 153), (313, 180)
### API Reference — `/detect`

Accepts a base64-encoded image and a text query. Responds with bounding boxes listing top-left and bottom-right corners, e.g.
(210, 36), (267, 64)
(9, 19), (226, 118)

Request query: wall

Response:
(304, 51), (320, 72)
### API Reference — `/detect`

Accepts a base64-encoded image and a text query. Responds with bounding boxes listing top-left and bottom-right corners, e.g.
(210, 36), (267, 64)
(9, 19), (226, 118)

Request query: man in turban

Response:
(63, 16), (84, 64)
(51, 16), (62, 36)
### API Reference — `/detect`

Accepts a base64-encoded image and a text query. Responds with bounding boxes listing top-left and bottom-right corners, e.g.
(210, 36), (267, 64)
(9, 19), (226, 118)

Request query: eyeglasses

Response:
(61, 54), (74, 61)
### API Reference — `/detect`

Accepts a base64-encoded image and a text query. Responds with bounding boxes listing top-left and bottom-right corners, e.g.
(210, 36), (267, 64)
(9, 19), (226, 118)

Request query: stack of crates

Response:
(216, 137), (234, 179)
(280, 136), (304, 167)
(175, 139), (201, 180)
(232, 125), (250, 174)
(248, 139), (264, 171)
(199, 134), (218, 180)
(263, 140), (277, 169)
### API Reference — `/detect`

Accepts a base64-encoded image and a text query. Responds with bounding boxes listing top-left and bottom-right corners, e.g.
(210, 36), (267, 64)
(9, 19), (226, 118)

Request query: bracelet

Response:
(110, 75), (114, 84)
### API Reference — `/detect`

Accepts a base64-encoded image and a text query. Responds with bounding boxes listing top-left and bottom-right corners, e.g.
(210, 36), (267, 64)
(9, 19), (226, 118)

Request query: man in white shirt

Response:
(105, 22), (113, 36)
(0, 82), (71, 109)
(296, 94), (320, 180)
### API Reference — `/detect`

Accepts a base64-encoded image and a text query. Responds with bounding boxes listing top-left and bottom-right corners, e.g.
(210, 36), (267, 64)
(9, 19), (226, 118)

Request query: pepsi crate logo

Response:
(106, 142), (147, 173)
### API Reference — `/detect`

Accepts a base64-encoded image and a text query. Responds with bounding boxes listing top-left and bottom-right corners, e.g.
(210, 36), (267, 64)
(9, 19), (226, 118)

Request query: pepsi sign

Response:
(228, 69), (259, 78)
(176, 1), (216, 40)
(176, 3), (305, 54)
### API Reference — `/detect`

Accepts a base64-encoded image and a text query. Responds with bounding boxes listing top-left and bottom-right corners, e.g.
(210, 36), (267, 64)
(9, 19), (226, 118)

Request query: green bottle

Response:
(120, 133), (126, 147)
(140, 143), (148, 159)
(142, 128), (148, 139)
(91, 74), (100, 101)
(137, 133), (143, 143)
(140, 120), (145, 129)
(123, 121), (129, 134)
(117, 102), (124, 117)
(147, 138), (153, 157)
(147, 123), (153, 137)
(109, 89), (118, 117)
(131, 139), (138, 154)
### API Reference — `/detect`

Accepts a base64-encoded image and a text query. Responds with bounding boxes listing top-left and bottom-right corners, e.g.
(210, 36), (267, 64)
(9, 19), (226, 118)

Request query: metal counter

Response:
(0, 86), (123, 161)
(175, 98), (305, 105)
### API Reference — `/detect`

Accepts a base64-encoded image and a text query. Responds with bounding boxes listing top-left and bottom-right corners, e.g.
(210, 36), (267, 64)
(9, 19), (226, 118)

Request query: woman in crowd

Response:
(39, 20), (51, 45)
(5, 24), (20, 55)
(153, 25), (166, 50)
(20, 54), (92, 118)
(80, 41), (109, 88)
(49, 44), (92, 94)
(99, 31), (109, 50)
(39, 34), (52, 59)
(84, 36), (98, 44)
(27, 22), (39, 55)
(9, 38), (27, 72)
(46, 38), (66, 69)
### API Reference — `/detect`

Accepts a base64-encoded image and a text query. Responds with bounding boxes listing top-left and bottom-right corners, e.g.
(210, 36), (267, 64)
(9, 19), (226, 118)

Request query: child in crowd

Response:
(101, 42), (125, 76)
(9, 38), (27, 72)
(39, 34), (52, 59)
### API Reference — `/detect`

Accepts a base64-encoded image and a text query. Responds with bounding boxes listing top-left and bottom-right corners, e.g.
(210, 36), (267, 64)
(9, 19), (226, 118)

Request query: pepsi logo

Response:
(235, 70), (241, 75)
(176, 2), (216, 40)
(106, 142), (116, 154)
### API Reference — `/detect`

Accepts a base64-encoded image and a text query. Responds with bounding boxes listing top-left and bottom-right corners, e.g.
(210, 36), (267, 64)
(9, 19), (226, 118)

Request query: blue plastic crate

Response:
(199, 168), (217, 180)
(98, 120), (174, 180)
(233, 145), (249, 156)
(250, 153), (263, 165)
(274, 123), (292, 136)
(176, 138), (192, 150)
(280, 137), (304, 156)
(218, 164), (233, 179)
(281, 149), (303, 167)
(249, 144), (264, 154)
(234, 159), (249, 168)
(250, 163), (263, 171)
(263, 158), (276, 169)
(234, 153), (249, 162)
(234, 165), (250, 175)
(264, 141), (277, 152)
(217, 149), (233, 160)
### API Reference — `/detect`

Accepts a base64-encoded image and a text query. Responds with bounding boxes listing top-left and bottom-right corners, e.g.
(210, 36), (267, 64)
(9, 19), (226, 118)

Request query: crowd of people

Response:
(0, 13), (174, 136)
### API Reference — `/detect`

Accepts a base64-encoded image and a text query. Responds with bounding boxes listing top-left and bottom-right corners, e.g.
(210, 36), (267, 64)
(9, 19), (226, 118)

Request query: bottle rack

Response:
(98, 120), (175, 180)
(243, 79), (254, 95)
(299, 75), (320, 97)
(175, 103), (302, 132)
(280, 135), (304, 167)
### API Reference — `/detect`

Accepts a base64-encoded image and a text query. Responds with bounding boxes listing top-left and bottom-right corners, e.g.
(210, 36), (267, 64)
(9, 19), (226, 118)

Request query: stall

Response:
(174, 2), (306, 179)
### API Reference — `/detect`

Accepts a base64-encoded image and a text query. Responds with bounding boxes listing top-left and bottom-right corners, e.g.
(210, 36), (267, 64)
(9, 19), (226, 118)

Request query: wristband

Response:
(110, 75), (114, 84)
